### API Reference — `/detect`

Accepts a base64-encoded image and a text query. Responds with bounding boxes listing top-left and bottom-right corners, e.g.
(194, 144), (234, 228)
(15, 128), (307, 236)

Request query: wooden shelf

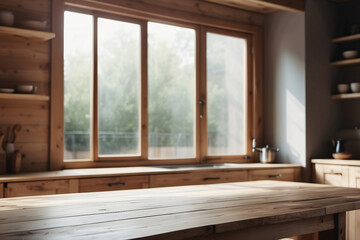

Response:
(0, 26), (55, 42)
(332, 92), (360, 100)
(0, 93), (49, 101)
(331, 58), (360, 66)
(332, 33), (360, 43)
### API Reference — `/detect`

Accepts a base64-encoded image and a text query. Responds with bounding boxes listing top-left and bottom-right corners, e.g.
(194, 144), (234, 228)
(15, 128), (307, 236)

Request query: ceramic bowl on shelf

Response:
(332, 152), (352, 160)
(19, 20), (47, 30)
(0, 88), (14, 93)
(0, 10), (14, 26)
(350, 82), (360, 93)
(337, 84), (349, 93)
(342, 50), (358, 59)
(16, 85), (38, 94)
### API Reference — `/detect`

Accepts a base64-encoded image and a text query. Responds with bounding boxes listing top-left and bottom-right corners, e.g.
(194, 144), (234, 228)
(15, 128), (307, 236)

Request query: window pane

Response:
(64, 11), (93, 160)
(98, 18), (141, 156)
(148, 22), (196, 159)
(207, 32), (247, 156)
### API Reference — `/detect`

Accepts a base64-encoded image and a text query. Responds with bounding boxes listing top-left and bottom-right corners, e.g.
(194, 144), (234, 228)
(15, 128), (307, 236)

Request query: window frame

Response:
(199, 26), (254, 164)
(50, 0), (263, 169)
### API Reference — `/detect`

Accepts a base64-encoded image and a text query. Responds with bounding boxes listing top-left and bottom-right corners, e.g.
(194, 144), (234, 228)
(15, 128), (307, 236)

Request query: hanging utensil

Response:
(11, 124), (22, 143)
(5, 126), (11, 144)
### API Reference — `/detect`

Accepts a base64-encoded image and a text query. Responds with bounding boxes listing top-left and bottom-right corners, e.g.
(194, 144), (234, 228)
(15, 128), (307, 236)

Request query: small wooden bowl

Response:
(332, 153), (352, 160)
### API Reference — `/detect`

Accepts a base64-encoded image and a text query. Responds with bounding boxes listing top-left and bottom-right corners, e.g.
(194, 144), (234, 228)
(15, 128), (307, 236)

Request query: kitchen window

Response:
(62, 6), (257, 165)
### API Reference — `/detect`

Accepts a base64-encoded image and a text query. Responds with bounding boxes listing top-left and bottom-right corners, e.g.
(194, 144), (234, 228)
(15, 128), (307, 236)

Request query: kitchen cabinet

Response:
(0, 183), (3, 198)
(314, 164), (349, 187)
(247, 168), (299, 181)
(348, 167), (360, 240)
(149, 170), (248, 188)
(312, 159), (360, 240)
(0, 164), (301, 197)
(5, 179), (79, 198)
(79, 175), (149, 193)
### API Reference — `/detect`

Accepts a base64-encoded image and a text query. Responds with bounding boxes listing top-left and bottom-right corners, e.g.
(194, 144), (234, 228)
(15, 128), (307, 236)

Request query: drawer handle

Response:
(203, 177), (221, 181)
(328, 172), (343, 176)
(108, 182), (126, 187)
(268, 174), (282, 178)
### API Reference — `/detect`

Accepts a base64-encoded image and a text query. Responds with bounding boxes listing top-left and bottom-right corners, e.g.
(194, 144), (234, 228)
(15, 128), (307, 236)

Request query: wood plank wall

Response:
(0, 0), (51, 172)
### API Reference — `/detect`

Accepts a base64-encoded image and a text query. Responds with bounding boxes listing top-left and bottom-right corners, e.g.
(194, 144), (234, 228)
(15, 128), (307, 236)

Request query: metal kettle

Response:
(252, 139), (280, 163)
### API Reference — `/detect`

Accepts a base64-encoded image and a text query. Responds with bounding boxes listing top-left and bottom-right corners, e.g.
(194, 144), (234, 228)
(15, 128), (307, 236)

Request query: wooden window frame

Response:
(50, 0), (263, 170)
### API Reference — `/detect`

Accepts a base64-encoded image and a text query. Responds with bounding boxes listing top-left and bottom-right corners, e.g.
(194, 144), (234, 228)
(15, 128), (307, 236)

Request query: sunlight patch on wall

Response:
(286, 90), (306, 167)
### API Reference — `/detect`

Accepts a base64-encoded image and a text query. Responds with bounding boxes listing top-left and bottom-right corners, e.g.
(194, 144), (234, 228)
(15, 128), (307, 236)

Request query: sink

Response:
(155, 163), (243, 170)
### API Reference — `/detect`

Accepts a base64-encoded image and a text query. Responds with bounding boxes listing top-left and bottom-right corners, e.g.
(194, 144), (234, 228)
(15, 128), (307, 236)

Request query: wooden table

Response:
(0, 181), (360, 240)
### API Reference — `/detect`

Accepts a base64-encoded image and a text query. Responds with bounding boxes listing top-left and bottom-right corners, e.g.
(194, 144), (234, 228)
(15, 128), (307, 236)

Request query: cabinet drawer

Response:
(315, 164), (348, 187)
(150, 170), (247, 188)
(79, 175), (149, 193)
(349, 167), (360, 188)
(0, 183), (3, 198)
(248, 168), (295, 181)
(5, 179), (79, 198)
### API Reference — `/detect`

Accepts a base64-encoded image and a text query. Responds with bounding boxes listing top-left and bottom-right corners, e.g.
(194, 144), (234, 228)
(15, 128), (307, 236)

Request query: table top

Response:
(0, 180), (360, 239)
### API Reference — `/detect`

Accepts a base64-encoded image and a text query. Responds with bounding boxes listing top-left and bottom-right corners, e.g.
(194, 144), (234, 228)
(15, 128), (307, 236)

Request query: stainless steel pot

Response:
(252, 139), (280, 163)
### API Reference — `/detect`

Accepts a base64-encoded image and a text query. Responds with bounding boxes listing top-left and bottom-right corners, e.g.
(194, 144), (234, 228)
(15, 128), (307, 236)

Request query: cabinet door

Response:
(348, 167), (360, 240)
(79, 176), (149, 193)
(5, 179), (79, 198)
(150, 170), (248, 188)
(247, 168), (296, 181)
(0, 183), (3, 198)
(314, 164), (348, 187)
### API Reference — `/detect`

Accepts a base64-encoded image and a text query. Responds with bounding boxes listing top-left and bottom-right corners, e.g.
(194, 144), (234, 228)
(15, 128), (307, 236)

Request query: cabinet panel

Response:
(348, 167), (360, 240)
(150, 170), (248, 188)
(79, 176), (149, 193)
(5, 179), (79, 198)
(247, 168), (295, 181)
(0, 183), (3, 198)
(314, 164), (348, 187)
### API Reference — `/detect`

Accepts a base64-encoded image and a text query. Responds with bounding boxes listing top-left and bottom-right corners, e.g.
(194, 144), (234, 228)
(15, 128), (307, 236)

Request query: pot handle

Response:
(252, 139), (262, 152)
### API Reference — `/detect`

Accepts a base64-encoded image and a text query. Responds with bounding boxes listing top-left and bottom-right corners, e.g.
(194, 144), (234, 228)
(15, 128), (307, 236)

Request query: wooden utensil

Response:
(11, 124), (21, 143)
(0, 133), (6, 174)
(10, 150), (21, 173)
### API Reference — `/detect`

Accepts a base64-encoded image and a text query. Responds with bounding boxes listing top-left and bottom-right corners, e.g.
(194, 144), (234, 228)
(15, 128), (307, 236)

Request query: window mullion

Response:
(141, 21), (148, 160)
(199, 26), (208, 162)
(92, 15), (99, 161)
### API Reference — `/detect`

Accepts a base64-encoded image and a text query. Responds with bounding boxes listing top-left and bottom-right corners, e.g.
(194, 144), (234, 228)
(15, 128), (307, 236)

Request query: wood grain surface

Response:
(0, 181), (359, 239)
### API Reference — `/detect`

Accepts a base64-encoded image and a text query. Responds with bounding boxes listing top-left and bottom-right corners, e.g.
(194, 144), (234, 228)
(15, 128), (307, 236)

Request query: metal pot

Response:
(252, 139), (280, 163)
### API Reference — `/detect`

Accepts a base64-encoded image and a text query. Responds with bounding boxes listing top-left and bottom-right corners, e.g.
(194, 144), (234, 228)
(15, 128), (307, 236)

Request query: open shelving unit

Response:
(332, 92), (360, 100)
(331, 33), (360, 67)
(0, 25), (54, 103)
(332, 33), (360, 43)
(0, 93), (50, 101)
(0, 26), (55, 42)
(331, 58), (360, 66)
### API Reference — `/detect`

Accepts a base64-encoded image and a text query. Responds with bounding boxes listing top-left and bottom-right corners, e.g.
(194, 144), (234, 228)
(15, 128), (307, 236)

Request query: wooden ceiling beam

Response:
(205, 0), (305, 14)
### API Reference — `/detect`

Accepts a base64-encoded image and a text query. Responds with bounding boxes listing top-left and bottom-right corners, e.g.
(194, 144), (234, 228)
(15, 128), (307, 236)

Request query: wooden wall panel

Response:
(0, 0), (51, 173)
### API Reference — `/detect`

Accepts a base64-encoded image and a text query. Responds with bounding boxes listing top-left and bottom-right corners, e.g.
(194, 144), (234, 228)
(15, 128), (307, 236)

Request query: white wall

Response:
(263, 12), (306, 168)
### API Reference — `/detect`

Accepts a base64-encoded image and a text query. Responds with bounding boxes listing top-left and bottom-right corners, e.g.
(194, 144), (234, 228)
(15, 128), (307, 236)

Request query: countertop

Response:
(312, 159), (360, 166)
(0, 163), (302, 183)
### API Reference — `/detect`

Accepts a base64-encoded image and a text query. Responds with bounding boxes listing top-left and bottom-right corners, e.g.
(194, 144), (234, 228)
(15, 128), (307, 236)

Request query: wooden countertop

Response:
(312, 159), (360, 166)
(0, 163), (301, 183)
(0, 180), (358, 239)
